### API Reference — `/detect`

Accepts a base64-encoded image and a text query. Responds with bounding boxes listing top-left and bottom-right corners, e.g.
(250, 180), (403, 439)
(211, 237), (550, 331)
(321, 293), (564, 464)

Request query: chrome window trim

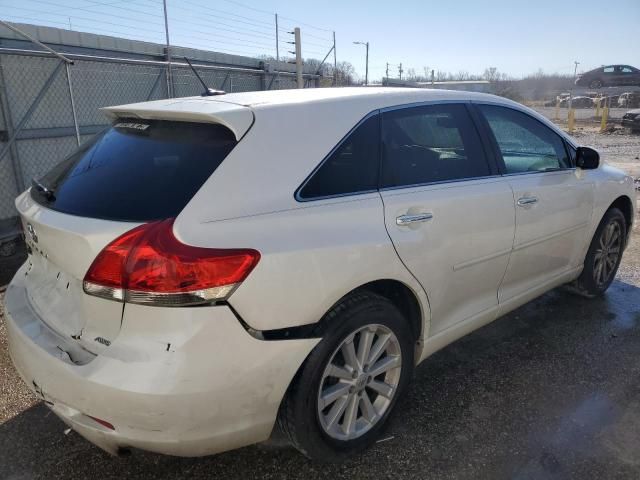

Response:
(295, 98), (582, 203)
(379, 98), (470, 113)
(379, 173), (505, 194)
(499, 168), (577, 178)
(295, 188), (380, 203)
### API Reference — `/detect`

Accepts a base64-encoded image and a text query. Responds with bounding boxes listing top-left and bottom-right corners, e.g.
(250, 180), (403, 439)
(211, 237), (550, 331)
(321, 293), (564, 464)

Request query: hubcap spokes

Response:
(594, 221), (621, 287)
(317, 324), (402, 440)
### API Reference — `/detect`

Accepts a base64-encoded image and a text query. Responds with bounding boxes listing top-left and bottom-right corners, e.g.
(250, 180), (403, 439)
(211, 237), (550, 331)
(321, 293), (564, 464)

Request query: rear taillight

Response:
(83, 218), (260, 307)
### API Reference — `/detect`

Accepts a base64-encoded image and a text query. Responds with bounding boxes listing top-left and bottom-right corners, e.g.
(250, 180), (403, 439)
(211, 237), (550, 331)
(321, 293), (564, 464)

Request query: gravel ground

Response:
(0, 130), (639, 479)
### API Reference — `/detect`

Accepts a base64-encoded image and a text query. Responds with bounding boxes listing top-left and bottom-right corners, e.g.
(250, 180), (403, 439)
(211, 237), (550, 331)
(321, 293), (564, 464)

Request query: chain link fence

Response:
(0, 48), (315, 243)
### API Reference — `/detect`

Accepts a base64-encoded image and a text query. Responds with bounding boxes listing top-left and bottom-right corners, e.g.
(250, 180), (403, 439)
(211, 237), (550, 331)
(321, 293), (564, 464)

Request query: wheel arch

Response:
(352, 279), (424, 343)
(309, 279), (425, 345)
(608, 195), (634, 234)
(241, 278), (426, 345)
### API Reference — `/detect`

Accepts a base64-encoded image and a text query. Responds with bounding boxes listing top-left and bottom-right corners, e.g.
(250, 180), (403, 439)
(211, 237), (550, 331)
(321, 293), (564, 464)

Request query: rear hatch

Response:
(16, 103), (249, 355)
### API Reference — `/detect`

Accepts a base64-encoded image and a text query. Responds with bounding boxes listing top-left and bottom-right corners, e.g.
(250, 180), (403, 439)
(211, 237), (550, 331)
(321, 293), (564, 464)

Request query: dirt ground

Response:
(0, 125), (639, 479)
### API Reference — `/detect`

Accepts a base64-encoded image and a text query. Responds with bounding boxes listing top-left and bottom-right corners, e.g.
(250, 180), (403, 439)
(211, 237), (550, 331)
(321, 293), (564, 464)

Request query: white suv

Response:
(4, 88), (636, 460)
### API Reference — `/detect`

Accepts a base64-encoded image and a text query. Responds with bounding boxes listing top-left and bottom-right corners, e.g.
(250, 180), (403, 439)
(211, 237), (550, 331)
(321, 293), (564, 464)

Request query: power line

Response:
(1, 0), (344, 74)
(277, 15), (331, 32)
(0, 14), (165, 41)
(23, 0), (166, 25)
(277, 26), (332, 43)
(217, 0), (273, 16)
(7, 1), (282, 43)
(211, 0), (332, 32)
(2, 5), (165, 35)
(159, 11), (276, 40)
(168, 0), (275, 31)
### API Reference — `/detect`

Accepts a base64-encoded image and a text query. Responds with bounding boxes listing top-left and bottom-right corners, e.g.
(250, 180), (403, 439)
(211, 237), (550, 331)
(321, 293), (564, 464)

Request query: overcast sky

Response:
(1, 0), (638, 81)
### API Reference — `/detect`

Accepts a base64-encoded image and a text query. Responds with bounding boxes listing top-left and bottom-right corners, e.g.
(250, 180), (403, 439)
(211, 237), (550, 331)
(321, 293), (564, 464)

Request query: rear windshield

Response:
(31, 120), (237, 222)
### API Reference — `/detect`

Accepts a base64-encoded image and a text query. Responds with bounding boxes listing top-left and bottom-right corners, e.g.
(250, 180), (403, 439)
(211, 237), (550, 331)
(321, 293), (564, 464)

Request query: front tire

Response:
(589, 79), (603, 89)
(278, 292), (414, 461)
(572, 208), (626, 297)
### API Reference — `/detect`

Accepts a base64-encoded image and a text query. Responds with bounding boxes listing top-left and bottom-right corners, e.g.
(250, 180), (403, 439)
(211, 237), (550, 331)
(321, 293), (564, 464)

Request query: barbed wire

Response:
(0, 0), (339, 62)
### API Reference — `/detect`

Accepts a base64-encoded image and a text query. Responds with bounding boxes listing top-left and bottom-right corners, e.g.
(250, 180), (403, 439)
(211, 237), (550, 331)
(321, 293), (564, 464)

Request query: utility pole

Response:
(573, 60), (580, 81)
(333, 31), (337, 86)
(398, 63), (403, 80)
(294, 27), (303, 88)
(275, 14), (279, 63)
(162, 0), (173, 98)
(386, 62), (389, 79)
(364, 42), (368, 85)
(353, 41), (369, 85)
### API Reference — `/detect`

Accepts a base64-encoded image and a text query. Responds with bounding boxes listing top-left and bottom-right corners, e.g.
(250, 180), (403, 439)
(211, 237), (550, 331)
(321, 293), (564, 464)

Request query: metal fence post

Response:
(162, 0), (173, 98)
(267, 73), (277, 90)
(65, 63), (81, 146)
(146, 69), (165, 101)
(260, 62), (267, 91)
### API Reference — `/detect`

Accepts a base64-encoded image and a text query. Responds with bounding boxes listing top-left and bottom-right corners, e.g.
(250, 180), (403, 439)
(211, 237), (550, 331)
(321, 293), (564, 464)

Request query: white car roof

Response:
(103, 87), (515, 140)
(205, 87), (503, 108)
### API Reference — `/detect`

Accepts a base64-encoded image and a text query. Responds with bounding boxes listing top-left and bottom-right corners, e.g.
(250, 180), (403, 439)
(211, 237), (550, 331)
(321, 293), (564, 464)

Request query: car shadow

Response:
(2, 280), (640, 479)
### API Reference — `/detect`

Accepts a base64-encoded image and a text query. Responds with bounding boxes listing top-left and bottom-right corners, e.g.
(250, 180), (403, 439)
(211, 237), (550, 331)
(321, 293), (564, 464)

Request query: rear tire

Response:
(278, 292), (414, 461)
(571, 208), (626, 297)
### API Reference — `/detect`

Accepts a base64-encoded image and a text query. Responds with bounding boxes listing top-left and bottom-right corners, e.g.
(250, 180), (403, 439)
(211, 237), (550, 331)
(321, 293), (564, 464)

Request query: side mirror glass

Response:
(576, 146), (599, 170)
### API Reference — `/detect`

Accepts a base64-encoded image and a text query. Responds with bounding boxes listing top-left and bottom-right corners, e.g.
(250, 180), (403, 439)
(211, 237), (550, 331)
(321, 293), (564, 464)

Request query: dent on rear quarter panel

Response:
(177, 194), (431, 341)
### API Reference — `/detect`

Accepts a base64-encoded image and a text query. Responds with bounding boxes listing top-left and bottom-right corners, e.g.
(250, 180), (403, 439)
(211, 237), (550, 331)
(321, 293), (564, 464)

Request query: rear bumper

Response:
(4, 264), (318, 456)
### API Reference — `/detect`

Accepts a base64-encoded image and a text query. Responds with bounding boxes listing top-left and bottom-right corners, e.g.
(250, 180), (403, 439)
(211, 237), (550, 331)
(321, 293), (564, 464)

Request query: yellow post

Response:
(600, 106), (609, 132)
(554, 98), (560, 121)
(568, 108), (576, 133)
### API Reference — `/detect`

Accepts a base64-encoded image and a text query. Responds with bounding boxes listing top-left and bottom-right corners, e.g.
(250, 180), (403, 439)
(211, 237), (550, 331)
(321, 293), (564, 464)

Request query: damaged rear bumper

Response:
(4, 265), (319, 457)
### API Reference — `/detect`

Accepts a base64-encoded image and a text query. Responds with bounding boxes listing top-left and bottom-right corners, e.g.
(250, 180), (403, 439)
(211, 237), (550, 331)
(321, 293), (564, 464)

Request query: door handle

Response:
(396, 213), (433, 226)
(517, 196), (538, 207)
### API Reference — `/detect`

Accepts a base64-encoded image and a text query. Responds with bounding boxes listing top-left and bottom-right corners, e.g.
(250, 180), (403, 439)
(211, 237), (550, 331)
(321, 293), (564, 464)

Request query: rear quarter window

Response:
(297, 114), (380, 200)
(31, 120), (237, 222)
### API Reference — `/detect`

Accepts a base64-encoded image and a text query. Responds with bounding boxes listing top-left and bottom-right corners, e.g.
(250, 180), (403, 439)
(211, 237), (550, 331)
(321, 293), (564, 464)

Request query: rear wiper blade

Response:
(31, 178), (56, 201)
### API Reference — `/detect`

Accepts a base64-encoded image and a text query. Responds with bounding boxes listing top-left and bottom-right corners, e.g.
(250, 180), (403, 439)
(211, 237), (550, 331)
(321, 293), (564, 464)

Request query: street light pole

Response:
(353, 41), (369, 85)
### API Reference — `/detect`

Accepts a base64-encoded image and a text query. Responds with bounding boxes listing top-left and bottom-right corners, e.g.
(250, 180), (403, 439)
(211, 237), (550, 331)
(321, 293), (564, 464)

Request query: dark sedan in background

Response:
(576, 65), (640, 89)
(622, 109), (640, 133)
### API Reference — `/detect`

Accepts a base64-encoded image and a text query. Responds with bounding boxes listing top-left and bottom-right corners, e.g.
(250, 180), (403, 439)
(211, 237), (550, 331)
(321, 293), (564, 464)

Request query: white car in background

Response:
(4, 88), (636, 461)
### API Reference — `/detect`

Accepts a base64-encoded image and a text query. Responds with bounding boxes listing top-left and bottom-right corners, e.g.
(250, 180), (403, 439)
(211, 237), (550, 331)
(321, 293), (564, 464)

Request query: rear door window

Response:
(31, 120), (237, 221)
(298, 114), (380, 200)
(381, 104), (491, 188)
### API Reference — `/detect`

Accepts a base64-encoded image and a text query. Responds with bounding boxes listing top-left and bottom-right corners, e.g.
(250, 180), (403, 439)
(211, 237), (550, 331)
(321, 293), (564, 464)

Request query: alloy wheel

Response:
(594, 220), (622, 287)
(317, 324), (402, 441)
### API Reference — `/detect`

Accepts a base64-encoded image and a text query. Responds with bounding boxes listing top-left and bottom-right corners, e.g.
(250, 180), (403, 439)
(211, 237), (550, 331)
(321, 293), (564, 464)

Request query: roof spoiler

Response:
(101, 99), (254, 140)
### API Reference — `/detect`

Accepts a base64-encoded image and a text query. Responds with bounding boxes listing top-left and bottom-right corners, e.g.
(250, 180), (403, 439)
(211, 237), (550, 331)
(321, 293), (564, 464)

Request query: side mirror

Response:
(576, 146), (599, 170)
